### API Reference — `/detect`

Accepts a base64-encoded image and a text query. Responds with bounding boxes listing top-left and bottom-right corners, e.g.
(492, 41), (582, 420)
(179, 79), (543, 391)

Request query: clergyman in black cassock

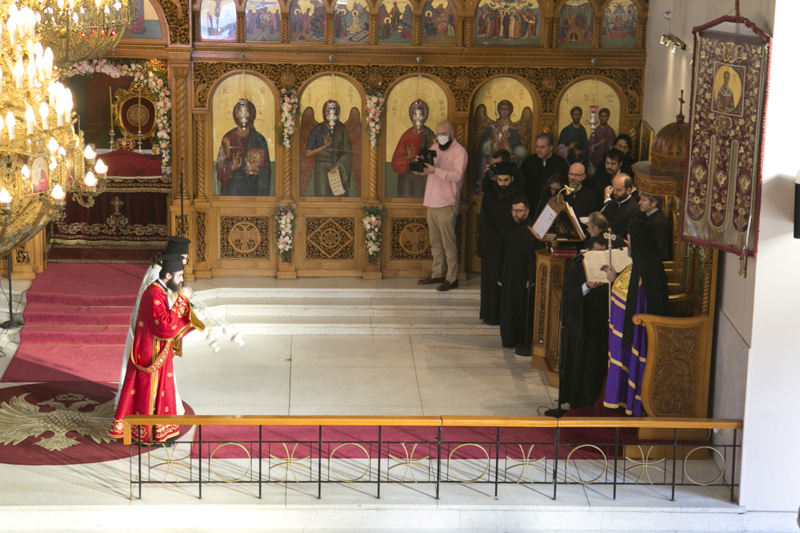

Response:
(558, 237), (610, 409)
(497, 198), (536, 350)
(478, 164), (516, 325)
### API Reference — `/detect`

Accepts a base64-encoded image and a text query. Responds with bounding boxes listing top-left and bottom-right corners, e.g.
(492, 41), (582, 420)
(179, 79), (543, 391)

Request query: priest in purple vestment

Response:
(600, 219), (668, 416)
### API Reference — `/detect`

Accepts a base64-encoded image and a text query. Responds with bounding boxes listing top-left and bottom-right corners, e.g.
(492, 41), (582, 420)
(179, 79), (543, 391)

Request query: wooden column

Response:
(194, 112), (207, 201)
(170, 63), (191, 201)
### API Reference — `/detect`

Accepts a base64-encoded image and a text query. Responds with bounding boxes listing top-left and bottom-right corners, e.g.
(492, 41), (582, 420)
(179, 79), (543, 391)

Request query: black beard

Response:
(495, 187), (510, 199)
(438, 138), (453, 150)
(165, 278), (182, 293)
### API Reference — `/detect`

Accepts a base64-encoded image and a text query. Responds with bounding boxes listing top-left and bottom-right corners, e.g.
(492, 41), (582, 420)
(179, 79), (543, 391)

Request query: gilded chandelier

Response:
(0, 5), (105, 257)
(18, 0), (134, 65)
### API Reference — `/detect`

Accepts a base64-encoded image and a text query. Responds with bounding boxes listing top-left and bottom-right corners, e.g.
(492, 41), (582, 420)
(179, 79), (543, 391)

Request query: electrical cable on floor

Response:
(0, 281), (30, 356)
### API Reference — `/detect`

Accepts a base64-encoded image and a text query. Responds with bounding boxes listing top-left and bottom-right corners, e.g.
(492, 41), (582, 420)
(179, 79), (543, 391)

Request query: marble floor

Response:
(0, 274), (795, 532)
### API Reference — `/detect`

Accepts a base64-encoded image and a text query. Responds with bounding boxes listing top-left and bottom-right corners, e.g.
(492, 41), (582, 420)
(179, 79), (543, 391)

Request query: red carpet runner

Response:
(1, 263), (147, 383)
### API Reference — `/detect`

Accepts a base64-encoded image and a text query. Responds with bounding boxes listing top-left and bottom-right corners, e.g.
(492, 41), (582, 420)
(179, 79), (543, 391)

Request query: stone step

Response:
(189, 286), (490, 335)
(201, 297), (479, 318)
(195, 287), (480, 301)
(220, 318), (497, 336)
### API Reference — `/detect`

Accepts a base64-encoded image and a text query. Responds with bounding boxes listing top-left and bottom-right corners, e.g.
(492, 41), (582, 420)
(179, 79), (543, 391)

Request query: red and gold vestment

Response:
(109, 282), (194, 442)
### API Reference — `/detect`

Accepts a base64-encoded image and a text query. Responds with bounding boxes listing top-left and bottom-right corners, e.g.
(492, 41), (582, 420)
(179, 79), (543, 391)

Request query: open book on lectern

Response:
(530, 197), (585, 242)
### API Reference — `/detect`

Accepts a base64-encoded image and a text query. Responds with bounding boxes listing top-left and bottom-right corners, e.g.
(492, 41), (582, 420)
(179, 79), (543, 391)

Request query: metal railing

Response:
(122, 415), (741, 502)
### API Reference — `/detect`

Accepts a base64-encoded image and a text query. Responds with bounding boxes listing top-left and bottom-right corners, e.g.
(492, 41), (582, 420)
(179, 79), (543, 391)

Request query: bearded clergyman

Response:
(109, 255), (198, 443)
(477, 161), (516, 325)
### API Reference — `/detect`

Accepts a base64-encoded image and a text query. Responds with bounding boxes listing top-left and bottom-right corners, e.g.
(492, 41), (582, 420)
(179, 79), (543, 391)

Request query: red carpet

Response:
(2, 263), (147, 383)
(1, 346), (123, 382)
(47, 247), (157, 264)
(190, 424), (611, 460)
(0, 382), (193, 465)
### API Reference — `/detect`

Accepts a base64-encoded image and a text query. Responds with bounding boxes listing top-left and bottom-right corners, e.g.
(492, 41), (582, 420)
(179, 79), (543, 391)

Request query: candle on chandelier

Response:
(0, 188), (12, 214)
(14, 60), (23, 90)
(94, 158), (108, 175)
(25, 106), (35, 135)
(51, 184), (65, 202)
(7, 18), (16, 46)
(84, 171), (98, 188)
(44, 48), (54, 81)
(64, 90), (73, 123)
(26, 60), (36, 89)
(6, 113), (16, 141)
(39, 102), (48, 130)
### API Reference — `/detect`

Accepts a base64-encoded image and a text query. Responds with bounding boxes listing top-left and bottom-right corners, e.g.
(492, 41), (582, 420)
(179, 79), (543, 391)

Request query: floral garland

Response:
(365, 89), (385, 149)
(275, 205), (296, 262)
(362, 205), (385, 265)
(279, 87), (299, 150)
(62, 59), (172, 171)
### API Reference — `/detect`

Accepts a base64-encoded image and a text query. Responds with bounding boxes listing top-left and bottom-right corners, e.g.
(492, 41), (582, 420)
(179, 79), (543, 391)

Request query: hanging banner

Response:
(681, 16), (771, 258)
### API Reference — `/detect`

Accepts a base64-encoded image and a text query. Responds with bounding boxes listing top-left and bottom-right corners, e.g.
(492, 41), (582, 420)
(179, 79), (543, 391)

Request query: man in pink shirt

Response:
(415, 121), (468, 291)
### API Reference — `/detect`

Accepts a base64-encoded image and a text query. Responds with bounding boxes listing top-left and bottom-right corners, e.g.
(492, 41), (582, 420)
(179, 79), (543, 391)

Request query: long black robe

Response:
(497, 217), (536, 347)
(601, 190), (640, 241)
(558, 255), (609, 409)
(520, 153), (569, 215)
(640, 208), (672, 261)
(477, 188), (514, 325)
(565, 185), (596, 220)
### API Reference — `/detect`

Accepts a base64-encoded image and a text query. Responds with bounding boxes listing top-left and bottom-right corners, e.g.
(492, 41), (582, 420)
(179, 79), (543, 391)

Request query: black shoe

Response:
(514, 346), (532, 356)
(418, 276), (445, 285)
(436, 280), (458, 292)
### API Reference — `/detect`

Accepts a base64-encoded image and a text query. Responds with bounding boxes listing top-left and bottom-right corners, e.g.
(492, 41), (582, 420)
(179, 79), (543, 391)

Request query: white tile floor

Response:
(0, 274), (794, 531)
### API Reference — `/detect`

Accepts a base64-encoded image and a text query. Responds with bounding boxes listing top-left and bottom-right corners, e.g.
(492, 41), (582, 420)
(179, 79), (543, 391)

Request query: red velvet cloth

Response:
(52, 191), (168, 246)
(101, 150), (162, 178)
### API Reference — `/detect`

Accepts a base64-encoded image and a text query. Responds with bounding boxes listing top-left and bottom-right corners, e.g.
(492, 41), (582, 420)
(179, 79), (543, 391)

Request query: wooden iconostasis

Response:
(77, 0), (647, 279)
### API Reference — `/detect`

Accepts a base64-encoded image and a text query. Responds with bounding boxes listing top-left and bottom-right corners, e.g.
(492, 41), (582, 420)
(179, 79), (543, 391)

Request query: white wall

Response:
(642, 0), (800, 512)
(738, 0), (800, 512)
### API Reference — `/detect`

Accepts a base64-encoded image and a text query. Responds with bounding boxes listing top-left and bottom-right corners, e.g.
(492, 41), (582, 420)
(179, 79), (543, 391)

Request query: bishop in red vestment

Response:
(109, 257), (195, 442)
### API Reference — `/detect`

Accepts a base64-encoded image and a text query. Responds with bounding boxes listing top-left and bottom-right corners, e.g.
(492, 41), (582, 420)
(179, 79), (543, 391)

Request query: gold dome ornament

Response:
(650, 91), (690, 175)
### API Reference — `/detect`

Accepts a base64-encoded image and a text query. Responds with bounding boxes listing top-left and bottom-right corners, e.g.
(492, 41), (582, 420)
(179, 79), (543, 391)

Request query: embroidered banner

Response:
(681, 17), (771, 258)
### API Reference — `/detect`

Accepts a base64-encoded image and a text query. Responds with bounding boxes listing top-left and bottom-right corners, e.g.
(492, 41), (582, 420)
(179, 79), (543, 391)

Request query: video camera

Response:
(409, 148), (437, 173)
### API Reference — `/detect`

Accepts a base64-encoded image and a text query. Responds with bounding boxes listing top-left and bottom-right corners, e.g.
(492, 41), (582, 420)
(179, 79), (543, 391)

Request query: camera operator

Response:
(415, 121), (468, 292)
(481, 149), (525, 197)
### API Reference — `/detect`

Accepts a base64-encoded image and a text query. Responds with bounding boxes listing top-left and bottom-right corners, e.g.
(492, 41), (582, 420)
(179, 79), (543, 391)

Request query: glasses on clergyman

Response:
(511, 208), (529, 214)
(568, 172), (585, 177)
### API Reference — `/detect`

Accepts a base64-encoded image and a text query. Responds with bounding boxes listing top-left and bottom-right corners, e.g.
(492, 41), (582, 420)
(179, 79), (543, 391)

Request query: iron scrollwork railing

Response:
(122, 415), (742, 503)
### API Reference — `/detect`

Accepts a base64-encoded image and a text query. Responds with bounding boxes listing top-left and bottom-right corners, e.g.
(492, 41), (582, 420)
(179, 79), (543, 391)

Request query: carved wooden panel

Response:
(535, 263), (548, 345)
(389, 216), (463, 261)
(305, 217), (355, 260)
(15, 248), (30, 264)
(156, 0), (190, 45)
(193, 62), (643, 115)
(649, 324), (701, 417)
(174, 215), (190, 237)
(220, 216), (271, 259)
(196, 212), (206, 262)
(391, 217), (431, 260)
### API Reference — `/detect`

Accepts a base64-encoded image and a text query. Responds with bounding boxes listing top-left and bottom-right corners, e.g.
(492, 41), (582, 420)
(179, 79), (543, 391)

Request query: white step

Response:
(192, 287), (494, 335)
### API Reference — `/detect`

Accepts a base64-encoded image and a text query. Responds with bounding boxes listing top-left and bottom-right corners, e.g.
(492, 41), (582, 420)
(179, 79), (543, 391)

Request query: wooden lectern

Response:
(529, 195), (584, 384)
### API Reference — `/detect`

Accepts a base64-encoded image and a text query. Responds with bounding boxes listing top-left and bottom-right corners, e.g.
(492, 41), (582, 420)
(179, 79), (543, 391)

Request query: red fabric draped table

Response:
(52, 151), (170, 248)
